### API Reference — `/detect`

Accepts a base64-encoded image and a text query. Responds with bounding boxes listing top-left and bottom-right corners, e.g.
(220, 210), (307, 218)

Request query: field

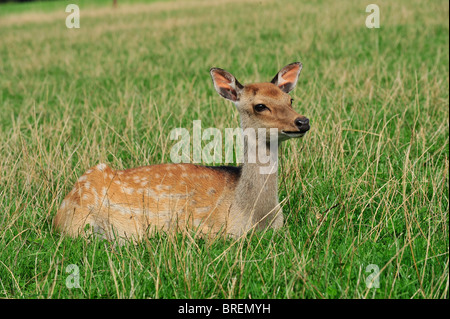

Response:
(0, 0), (448, 299)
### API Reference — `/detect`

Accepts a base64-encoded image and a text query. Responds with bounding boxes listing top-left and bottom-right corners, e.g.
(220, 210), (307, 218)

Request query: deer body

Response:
(54, 63), (310, 241)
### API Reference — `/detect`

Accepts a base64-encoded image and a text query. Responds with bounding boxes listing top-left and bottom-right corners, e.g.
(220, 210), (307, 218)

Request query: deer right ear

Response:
(210, 68), (244, 103)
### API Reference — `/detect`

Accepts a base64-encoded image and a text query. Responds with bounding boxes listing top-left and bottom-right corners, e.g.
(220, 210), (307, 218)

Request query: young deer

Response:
(53, 62), (310, 241)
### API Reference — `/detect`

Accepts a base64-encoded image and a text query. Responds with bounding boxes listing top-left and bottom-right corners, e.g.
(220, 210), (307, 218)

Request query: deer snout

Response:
(294, 117), (310, 133)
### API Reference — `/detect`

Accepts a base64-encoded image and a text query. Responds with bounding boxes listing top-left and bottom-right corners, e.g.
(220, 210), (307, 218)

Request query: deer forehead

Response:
(242, 83), (290, 104)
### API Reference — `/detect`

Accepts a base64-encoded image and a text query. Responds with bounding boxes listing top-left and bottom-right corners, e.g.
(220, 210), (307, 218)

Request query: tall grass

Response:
(0, 0), (448, 298)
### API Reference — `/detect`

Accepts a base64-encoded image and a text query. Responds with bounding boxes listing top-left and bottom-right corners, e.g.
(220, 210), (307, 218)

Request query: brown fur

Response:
(54, 163), (240, 240)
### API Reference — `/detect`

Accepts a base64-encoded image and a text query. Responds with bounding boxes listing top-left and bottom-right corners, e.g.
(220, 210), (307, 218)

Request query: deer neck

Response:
(233, 129), (280, 228)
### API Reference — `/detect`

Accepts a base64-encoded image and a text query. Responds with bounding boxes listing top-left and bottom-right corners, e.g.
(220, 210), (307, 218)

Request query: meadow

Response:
(0, 0), (448, 299)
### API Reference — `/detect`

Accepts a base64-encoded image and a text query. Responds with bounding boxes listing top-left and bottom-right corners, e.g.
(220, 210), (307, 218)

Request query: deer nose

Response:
(295, 117), (310, 133)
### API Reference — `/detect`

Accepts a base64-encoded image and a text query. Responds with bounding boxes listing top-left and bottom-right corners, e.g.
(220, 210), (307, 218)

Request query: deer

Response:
(53, 62), (310, 242)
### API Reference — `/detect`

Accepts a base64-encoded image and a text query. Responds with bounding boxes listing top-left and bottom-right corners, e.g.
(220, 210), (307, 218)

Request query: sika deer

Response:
(53, 62), (310, 241)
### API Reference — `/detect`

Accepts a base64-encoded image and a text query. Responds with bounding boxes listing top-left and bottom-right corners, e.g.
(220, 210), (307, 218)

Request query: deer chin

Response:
(281, 130), (306, 138)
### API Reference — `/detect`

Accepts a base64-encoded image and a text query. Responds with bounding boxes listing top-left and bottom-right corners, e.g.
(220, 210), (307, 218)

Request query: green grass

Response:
(0, 0), (448, 299)
(0, 0), (168, 16)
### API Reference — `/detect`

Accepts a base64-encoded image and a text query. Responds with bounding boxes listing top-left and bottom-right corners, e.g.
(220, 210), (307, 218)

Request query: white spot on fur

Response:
(96, 163), (107, 171)
(108, 202), (148, 216)
(78, 175), (87, 182)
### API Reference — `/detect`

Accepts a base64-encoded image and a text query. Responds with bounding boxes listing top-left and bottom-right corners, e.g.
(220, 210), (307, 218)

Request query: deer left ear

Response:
(271, 62), (303, 93)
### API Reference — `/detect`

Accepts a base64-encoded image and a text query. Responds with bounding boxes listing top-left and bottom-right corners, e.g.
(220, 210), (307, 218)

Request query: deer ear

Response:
(210, 68), (244, 102)
(271, 62), (303, 93)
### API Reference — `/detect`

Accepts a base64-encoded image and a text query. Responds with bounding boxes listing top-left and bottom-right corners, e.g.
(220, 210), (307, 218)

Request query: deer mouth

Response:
(281, 130), (307, 138)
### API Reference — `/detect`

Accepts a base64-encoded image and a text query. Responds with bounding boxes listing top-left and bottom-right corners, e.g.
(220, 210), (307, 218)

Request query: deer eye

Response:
(291, 98), (294, 105)
(254, 104), (269, 112)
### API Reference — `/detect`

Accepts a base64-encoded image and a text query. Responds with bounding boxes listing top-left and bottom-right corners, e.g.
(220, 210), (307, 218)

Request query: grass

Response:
(0, 0), (448, 299)
(0, 0), (168, 16)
